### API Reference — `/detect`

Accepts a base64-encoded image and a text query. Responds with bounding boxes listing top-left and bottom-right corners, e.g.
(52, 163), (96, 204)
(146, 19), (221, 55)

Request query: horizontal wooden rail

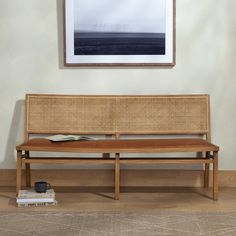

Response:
(120, 158), (213, 164)
(23, 158), (114, 164)
(22, 157), (213, 164)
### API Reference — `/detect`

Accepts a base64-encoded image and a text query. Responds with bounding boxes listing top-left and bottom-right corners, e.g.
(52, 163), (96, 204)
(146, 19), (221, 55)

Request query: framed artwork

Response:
(64, 0), (176, 66)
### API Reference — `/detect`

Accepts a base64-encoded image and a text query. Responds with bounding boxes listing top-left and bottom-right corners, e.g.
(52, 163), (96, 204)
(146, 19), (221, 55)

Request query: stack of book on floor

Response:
(16, 189), (57, 207)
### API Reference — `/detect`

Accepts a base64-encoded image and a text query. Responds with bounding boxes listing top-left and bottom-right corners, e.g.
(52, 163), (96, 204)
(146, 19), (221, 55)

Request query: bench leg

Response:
(16, 151), (22, 196)
(213, 151), (219, 200)
(115, 153), (120, 200)
(204, 152), (210, 188)
(25, 151), (31, 188)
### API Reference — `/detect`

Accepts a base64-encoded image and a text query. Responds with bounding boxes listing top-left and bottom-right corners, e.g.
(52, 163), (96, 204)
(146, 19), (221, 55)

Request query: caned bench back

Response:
(25, 94), (210, 141)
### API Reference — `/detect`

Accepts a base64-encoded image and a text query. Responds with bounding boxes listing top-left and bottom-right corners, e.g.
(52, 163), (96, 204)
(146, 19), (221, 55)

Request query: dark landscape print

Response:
(74, 32), (165, 55)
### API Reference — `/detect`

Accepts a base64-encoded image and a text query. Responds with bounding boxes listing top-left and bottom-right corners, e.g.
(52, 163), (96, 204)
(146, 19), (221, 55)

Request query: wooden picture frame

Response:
(64, 0), (176, 66)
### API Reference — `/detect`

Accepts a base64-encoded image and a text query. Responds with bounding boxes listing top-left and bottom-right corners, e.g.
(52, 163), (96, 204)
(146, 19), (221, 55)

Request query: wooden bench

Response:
(16, 94), (219, 200)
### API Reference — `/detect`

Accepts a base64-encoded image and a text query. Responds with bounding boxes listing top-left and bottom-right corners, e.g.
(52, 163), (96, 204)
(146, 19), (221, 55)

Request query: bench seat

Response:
(17, 138), (218, 153)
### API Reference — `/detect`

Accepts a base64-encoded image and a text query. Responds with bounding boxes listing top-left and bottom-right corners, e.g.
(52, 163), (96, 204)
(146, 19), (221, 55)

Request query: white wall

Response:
(0, 0), (236, 169)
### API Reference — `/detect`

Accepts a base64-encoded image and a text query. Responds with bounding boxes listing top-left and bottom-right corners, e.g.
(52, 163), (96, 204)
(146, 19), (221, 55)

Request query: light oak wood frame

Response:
(16, 94), (219, 200)
(63, 0), (176, 67)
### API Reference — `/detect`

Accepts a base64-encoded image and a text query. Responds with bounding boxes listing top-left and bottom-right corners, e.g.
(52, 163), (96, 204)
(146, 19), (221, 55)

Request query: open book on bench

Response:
(45, 135), (94, 142)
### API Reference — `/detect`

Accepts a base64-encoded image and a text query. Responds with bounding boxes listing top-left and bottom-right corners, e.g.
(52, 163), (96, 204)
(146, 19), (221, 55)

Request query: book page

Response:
(45, 135), (94, 142)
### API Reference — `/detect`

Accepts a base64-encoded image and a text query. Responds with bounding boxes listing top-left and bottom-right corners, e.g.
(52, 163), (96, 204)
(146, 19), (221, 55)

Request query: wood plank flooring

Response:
(1, 187), (236, 212)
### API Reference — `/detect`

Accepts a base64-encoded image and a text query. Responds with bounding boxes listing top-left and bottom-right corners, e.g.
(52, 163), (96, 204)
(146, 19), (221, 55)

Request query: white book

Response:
(17, 200), (58, 207)
(18, 189), (55, 198)
(45, 134), (94, 142)
(16, 197), (55, 203)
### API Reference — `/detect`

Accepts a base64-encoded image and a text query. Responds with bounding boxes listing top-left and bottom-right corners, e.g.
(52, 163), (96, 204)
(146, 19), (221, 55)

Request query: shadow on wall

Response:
(57, 0), (65, 69)
(2, 100), (25, 168)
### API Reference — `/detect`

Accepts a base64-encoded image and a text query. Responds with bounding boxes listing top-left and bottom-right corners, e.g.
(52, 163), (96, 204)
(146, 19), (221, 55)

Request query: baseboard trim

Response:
(1, 169), (236, 187)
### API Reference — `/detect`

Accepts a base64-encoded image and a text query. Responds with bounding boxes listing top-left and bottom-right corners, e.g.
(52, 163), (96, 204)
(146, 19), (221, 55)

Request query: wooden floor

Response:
(1, 186), (236, 212)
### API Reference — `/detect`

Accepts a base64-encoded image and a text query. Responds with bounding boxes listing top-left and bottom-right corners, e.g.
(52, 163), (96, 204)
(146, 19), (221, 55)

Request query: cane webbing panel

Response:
(117, 97), (208, 133)
(26, 95), (209, 135)
(83, 98), (116, 132)
(27, 95), (116, 134)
